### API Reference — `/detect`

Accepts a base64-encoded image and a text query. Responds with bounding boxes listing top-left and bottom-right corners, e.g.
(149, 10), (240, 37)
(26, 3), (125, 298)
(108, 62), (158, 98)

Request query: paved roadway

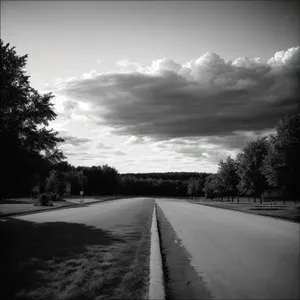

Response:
(157, 198), (300, 300)
(16, 197), (154, 236)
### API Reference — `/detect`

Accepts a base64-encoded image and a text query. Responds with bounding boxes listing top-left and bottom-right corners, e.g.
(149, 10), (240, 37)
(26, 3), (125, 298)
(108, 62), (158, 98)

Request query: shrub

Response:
(49, 193), (58, 202)
(36, 193), (51, 206)
(56, 195), (62, 201)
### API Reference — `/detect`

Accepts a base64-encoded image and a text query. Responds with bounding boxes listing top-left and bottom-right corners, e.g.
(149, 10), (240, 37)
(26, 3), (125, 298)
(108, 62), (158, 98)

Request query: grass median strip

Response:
(0, 211), (152, 300)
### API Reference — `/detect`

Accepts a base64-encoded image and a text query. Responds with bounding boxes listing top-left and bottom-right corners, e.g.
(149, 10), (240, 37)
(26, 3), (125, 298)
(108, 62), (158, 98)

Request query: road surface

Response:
(16, 197), (154, 236)
(157, 198), (300, 300)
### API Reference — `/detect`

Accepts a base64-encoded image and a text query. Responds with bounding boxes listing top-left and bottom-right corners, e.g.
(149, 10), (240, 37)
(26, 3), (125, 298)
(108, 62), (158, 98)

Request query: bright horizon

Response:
(2, 1), (299, 173)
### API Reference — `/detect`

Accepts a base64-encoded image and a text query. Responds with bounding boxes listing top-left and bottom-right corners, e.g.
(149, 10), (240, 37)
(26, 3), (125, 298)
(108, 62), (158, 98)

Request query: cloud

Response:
(61, 135), (92, 146)
(112, 150), (126, 156)
(52, 46), (299, 149)
(116, 59), (141, 71)
(63, 100), (78, 118)
(267, 47), (299, 68)
(97, 142), (111, 149)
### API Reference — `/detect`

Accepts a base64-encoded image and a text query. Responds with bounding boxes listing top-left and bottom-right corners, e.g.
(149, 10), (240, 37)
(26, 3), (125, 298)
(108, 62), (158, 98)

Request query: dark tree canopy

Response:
(218, 156), (239, 198)
(262, 113), (300, 198)
(237, 137), (269, 200)
(0, 40), (65, 197)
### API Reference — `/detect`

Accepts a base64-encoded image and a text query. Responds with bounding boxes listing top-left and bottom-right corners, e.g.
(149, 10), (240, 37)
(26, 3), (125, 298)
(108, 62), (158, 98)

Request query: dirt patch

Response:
(156, 204), (213, 300)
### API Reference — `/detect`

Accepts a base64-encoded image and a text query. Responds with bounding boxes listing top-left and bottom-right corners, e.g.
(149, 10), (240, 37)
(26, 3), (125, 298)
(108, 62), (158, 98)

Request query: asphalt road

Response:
(16, 197), (154, 236)
(157, 198), (300, 300)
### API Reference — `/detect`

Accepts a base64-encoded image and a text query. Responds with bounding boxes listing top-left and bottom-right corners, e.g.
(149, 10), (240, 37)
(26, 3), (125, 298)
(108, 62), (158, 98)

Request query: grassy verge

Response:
(0, 203), (153, 300)
(187, 198), (300, 223)
(0, 196), (135, 217)
(0, 198), (76, 217)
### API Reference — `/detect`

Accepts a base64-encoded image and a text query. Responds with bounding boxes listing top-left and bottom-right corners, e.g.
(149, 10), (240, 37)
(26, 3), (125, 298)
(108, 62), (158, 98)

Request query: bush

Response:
(49, 193), (58, 202)
(34, 193), (52, 206)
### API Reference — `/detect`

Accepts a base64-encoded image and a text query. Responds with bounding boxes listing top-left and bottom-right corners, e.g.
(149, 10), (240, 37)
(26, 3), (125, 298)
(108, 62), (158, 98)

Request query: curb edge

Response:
(148, 200), (166, 300)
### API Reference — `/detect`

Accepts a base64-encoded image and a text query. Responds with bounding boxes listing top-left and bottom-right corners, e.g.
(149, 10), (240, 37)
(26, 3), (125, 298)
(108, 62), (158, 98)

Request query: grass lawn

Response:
(0, 198), (76, 217)
(0, 201), (153, 300)
(187, 197), (300, 223)
(0, 196), (132, 217)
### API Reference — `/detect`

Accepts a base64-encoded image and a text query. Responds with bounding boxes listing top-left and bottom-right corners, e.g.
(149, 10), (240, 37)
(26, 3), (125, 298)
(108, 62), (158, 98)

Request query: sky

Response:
(1, 1), (299, 173)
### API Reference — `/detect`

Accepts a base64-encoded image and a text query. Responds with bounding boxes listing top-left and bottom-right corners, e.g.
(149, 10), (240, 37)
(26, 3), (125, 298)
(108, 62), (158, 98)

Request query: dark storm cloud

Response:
(55, 47), (299, 147)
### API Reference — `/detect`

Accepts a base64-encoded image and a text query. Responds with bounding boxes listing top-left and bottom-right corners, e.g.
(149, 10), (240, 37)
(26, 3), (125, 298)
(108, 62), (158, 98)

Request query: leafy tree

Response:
(0, 40), (65, 198)
(212, 174), (226, 201)
(218, 156), (239, 202)
(203, 174), (225, 200)
(262, 114), (300, 201)
(45, 170), (57, 194)
(237, 137), (269, 203)
(187, 178), (200, 198)
(76, 169), (88, 192)
(45, 170), (66, 196)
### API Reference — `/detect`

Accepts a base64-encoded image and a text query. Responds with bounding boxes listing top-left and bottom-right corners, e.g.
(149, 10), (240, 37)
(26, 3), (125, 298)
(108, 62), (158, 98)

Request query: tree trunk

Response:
(254, 196), (256, 203)
(221, 196), (223, 202)
(231, 195), (234, 203)
(227, 194), (230, 201)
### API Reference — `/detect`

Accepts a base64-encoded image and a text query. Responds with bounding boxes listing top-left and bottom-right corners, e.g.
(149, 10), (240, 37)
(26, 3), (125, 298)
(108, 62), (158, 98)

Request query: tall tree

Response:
(203, 174), (225, 200)
(218, 156), (239, 202)
(262, 114), (300, 200)
(187, 178), (200, 198)
(237, 137), (269, 203)
(0, 40), (65, 198)
(45, 170), (66, 196)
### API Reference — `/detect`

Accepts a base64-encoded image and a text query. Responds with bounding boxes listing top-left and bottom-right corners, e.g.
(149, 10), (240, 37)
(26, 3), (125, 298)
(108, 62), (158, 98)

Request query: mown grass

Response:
(0, 211), (152, 300)
(188, 198), (300, 223)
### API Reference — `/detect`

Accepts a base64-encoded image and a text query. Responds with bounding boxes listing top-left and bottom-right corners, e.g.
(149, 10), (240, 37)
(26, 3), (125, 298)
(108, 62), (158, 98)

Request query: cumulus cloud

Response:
(267, 47), (299, 68)
(52, 46), (299, 152)
(116, 59), (141, 71)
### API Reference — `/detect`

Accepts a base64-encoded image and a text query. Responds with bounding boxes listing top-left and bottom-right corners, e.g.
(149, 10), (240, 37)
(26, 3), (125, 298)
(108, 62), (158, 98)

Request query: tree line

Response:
(202, 114), (300, 203)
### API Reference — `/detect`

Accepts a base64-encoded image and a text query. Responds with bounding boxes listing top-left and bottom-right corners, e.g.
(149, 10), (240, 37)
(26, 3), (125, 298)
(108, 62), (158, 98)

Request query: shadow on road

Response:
(0, 218), (124, 300)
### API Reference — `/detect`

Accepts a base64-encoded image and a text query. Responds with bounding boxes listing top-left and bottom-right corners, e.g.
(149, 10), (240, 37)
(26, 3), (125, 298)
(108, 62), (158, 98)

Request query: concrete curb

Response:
(149, 200), (166, 300)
